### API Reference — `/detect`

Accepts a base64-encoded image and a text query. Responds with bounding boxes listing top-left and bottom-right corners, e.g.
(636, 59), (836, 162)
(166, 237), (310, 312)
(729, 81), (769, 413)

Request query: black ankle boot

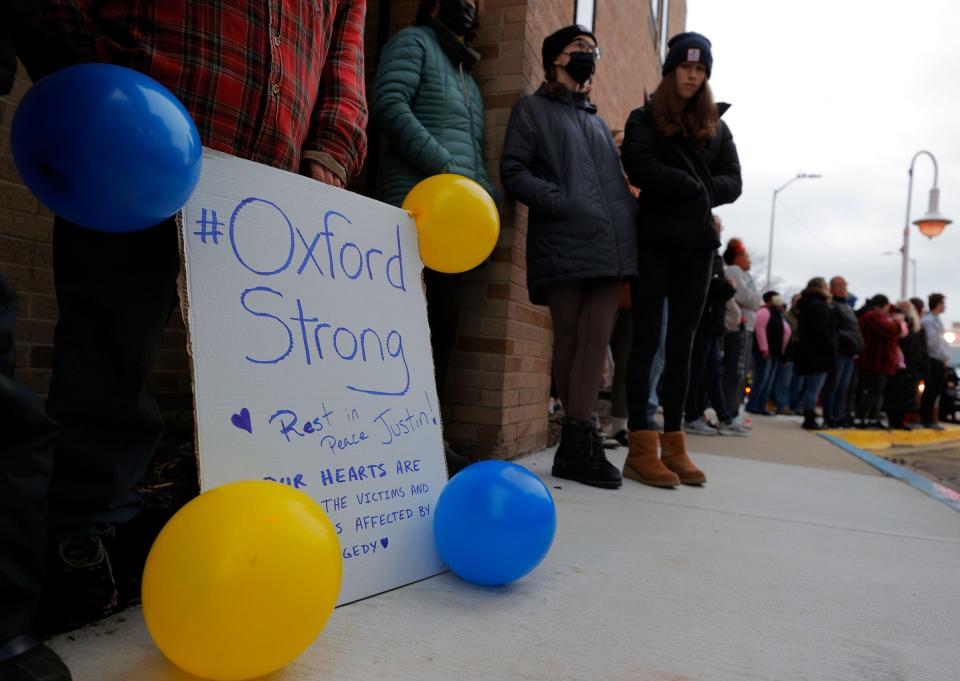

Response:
(801, 411), (822, 430)
(0, 636), (72, 681)
(552, 417), (622, 489)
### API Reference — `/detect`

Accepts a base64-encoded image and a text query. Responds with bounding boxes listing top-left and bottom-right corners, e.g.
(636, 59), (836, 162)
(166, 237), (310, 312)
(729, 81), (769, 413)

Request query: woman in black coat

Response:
(618, 32), (741, 488)
(884, 300), (924, 429)
(795, 277), (838, 429)
(501, 25), (638, 490)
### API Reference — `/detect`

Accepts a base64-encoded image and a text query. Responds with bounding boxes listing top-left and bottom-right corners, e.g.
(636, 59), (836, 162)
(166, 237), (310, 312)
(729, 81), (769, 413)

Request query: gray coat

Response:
(833, 297), (864, 357)
(500, 84), (639, 305)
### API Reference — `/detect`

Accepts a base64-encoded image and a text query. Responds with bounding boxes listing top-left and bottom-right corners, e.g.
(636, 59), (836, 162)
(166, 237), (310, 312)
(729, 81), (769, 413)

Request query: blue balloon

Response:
(434, 461), (557, 586)
(11, 63), (202, 232)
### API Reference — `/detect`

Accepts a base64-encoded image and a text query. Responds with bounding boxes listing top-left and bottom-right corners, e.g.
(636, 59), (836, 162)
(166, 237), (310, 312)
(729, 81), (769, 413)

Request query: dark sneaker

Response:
(552, 417), (622, 489)
(921, 422), (946, 431)
(612, 428), (629, 448)
(0, 636), (72, 681)
(40, 535), (119, 635)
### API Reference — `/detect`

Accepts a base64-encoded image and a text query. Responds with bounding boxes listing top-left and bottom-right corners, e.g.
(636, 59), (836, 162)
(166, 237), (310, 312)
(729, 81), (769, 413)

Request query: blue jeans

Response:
(821, 355), (855, 421)
(773, 361), (794, 409)
(746, 349), (777, 413)
(644, 301), (668, 423)
(789, 372), (807, 411)
(800, 372), (828, 413)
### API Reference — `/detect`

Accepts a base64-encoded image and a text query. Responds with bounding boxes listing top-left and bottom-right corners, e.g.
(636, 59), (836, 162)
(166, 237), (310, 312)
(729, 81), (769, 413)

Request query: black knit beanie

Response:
(662, 32), (712, 78)
(541, 24), (596, 71)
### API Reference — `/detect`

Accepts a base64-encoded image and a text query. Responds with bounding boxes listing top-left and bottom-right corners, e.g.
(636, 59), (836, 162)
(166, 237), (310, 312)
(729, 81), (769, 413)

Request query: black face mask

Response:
(438, 0), (477, 37)
(562, 51), (596, 84)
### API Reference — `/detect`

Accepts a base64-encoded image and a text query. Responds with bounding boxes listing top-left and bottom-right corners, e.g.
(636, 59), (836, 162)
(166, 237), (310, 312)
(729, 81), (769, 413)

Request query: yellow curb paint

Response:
(823, 426), (960, 451)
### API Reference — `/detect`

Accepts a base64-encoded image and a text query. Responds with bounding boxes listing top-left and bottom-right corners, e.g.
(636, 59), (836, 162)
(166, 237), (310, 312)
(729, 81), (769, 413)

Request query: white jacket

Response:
(725, 265), (763, 331)
(922, 312), (950, 364)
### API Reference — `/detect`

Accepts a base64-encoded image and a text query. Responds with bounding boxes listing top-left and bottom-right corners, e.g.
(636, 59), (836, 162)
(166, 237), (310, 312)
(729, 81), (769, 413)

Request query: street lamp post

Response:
(911, 257), (918, 298)
(766, 172), (821, 290)
(901, 151), (952, 300)
(882, 253), (918, 298)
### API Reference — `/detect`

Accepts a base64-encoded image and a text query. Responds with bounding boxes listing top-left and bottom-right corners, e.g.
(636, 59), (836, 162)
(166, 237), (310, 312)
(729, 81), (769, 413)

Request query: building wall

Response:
(1, 0), (684, 456)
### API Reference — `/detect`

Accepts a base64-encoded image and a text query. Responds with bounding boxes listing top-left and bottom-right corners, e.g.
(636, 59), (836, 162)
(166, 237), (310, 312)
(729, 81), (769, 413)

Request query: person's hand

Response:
(306, 159), (344, 188)
(761, 350), (770, 360)
(893, 312), (906, 323)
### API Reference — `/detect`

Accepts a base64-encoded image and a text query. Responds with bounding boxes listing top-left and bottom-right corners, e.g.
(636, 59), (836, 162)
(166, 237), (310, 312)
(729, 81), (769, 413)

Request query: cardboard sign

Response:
(180, 149), (447, 605)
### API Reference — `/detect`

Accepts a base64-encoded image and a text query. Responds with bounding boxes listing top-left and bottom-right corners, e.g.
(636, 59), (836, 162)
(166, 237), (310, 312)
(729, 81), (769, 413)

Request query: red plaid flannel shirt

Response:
(17, 0), (368, 182)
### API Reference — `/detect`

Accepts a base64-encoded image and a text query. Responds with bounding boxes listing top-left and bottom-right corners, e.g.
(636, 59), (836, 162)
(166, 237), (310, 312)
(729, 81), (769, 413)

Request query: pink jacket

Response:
(754, 306), (792, 355)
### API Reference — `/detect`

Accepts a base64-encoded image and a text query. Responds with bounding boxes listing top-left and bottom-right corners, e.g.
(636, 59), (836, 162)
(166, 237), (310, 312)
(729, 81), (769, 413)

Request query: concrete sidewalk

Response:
(52, 417), (960, 681)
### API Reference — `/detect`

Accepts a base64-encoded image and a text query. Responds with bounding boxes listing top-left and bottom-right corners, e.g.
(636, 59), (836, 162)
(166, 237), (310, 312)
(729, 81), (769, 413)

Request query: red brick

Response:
(0, 236), (52, 268)
(447, 385), (481, 406)
(3, 263), (53, 295)
(0, 210), (40, 240)
(457, 335), (513, 354)
(13, 318), (55, 344)
(152, 370), (183, 393)
(17, 368), (52, 395)
(452, 404), (504, 426)
(0, 182), (39, 213)
(29, 344), (54, 368)
(449, 369), (501, 391)
(157, 348), (189, 370)
(161, 328), (187, 350)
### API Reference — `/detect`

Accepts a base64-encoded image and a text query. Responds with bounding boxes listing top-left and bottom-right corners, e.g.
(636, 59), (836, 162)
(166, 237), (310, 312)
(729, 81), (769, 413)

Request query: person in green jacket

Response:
(372, 0), (495, 472)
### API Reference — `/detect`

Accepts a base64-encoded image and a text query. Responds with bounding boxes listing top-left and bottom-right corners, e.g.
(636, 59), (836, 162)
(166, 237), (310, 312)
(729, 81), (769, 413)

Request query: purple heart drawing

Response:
(231, 408), (252, 434)
(380, 537), (389, 549)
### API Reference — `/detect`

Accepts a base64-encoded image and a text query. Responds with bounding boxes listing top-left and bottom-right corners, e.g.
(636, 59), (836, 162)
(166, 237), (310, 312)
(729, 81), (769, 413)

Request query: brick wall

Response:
(592, 2), (664, 133)
(441, 0), (568, 458)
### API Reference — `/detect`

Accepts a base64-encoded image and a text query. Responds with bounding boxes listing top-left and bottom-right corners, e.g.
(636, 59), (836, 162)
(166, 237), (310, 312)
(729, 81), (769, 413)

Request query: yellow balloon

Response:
(402, 173), (500, 273)
(142, 481), (342, 680)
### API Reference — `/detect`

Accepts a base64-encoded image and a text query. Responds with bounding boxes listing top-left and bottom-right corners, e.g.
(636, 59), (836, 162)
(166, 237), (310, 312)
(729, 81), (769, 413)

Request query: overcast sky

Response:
(687, 0), (960, 326)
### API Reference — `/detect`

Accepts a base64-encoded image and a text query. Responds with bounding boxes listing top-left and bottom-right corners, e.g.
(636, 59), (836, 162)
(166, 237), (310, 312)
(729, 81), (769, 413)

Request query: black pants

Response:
(0, 217), (179, 642)
(920, 359), (946, 424)
(685, 330), (730, 423)
(722, 327), (746, 417)
(627, 249), (713, 432)
(423, 269), (460, 395)
(856, 371), (889, 421)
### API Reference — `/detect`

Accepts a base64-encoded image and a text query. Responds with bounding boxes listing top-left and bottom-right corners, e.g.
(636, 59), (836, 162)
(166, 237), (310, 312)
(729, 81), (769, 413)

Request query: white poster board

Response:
(180, 149), (447, 605)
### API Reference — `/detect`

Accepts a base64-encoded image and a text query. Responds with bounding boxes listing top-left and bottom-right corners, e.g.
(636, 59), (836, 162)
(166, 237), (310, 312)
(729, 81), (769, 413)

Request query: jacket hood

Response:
(535, 82), (597, 113)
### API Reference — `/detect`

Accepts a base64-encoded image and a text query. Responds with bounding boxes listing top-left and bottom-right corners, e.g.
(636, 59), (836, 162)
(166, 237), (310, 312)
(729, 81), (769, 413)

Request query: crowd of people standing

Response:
(704, 276), (952, 433)
(0, 3), (954, 678)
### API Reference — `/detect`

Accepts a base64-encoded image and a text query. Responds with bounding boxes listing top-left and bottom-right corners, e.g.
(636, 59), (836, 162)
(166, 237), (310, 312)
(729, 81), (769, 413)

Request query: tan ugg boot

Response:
(660, 431), (707, 485)
(623, 430), (680, 488)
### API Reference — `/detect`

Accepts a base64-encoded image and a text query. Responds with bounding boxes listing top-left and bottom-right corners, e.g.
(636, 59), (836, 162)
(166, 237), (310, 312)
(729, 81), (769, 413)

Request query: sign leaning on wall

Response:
(180, 150), (448, 605)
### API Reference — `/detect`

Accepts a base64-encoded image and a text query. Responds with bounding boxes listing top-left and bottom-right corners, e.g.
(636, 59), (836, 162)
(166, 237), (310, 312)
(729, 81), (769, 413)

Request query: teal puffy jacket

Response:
(371, 25), (496, 207)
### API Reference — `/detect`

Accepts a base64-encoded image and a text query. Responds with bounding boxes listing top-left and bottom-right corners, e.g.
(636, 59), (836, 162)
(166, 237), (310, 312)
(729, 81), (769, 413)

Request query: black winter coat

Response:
(832, 297), (863, 357)
(884, 329), (924, 415)
(796, 291), (837, 375)
(621, 102), (742, 250)
(501, 84), (639, 305)
(699, 252), (736, 336)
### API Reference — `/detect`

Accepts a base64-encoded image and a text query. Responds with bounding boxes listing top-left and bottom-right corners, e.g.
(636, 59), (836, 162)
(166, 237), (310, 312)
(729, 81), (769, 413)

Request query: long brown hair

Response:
(803, 277), (832, 301)
(652, 70), (719, 144)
